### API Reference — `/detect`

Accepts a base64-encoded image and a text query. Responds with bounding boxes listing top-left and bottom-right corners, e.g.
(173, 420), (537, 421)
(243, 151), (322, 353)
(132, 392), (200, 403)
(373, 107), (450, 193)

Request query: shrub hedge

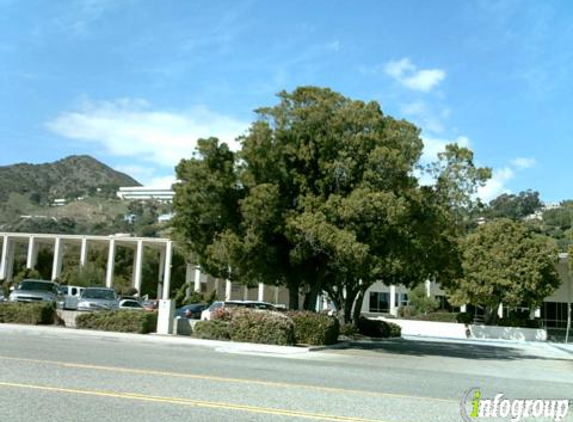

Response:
(76, 310), (157, 334)
(229, 309), (296, 346)
(193, 320), (231, 340)
(357, 317), (401, 338)
(0, 302), (56, 325)
(401, 311), (459, 323)
(287, 311), (339, 345)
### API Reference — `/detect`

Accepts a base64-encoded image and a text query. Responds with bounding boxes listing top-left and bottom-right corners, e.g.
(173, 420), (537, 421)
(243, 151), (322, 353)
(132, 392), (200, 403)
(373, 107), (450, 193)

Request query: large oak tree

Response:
(172, 87), (489, 323)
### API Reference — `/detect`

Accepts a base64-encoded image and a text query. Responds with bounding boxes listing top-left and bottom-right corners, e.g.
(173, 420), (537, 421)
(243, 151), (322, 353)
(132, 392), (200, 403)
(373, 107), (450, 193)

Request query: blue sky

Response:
(1, 0), (572, 202)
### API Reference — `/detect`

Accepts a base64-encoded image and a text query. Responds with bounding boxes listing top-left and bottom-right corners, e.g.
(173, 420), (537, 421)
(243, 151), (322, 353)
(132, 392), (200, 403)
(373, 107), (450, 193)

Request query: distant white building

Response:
(52, 198), (67, 206)
(117, 187), (174, 203)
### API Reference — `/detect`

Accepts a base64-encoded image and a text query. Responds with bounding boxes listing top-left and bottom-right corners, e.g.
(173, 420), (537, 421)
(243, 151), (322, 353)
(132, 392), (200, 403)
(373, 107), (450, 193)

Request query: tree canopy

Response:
(172, 87), (490, 322)
(485, 190), (542, 220)
(447, 218), (560, 324)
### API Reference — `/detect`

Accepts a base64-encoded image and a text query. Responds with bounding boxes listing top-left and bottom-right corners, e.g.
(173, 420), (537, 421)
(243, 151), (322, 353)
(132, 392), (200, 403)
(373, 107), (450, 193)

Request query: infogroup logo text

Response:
(460, 387), (570, 422)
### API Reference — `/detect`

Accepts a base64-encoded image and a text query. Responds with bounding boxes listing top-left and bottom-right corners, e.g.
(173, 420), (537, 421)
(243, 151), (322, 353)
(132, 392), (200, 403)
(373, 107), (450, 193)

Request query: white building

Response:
(361, 253), (573, 330)
(117, 187), (174, 203)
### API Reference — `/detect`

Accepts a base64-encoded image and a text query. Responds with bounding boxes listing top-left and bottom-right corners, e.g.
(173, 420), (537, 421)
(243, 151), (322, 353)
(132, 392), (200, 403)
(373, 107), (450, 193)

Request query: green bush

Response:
(287, 311), (339, 345)
(408, 285), (439, 315)
(456, 312), (473, 324)
(76, 310), (157, 334)
(211, 307), (234, 322)
(0, 302), (56, 325)
(357, 317), (401, 338)
(340, 323), (359, 337)
(193, 320), (231, 340)
(497, 310), (541, 328)
(400, 311), (459, 323)
(229, 309), (296, 346)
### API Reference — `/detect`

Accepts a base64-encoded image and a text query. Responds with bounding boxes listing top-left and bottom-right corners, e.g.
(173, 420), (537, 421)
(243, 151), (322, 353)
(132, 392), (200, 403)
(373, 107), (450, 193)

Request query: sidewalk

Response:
(0, 323), (317, 355)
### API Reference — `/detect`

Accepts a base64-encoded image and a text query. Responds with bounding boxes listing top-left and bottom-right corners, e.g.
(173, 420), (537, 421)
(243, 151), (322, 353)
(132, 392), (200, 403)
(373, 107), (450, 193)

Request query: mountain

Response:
(0, 155), (141, 204)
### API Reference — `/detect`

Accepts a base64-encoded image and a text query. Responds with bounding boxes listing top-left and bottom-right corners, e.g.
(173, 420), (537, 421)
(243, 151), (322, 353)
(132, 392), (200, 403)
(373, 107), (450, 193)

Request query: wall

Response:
(376, 317), (548, 342)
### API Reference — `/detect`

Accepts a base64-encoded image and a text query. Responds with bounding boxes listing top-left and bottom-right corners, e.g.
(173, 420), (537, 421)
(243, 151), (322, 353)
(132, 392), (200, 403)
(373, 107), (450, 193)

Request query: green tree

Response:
(486, 190), (542, 220)
(408, 284), (439, 316)
(172, 87), (489, 324)
(59, 262), (106, 287)
(448, 218), (560, 324)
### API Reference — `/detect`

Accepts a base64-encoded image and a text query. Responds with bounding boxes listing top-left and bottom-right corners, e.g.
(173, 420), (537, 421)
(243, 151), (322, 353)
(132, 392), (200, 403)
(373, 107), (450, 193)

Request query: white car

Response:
(118, 298), (145, 310)
(59, 285), (86, 310)
(200, 300), (276, 320)
(77, 287), (119, 311)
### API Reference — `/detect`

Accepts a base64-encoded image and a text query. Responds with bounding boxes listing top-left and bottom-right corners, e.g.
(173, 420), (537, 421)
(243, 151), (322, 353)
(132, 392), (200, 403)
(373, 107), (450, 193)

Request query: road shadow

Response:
(332, 338), (568, 361)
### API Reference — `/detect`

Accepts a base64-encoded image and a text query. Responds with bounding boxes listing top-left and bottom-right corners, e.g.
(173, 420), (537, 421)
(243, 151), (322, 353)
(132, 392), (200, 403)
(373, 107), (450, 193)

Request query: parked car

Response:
(200, 300), (276, 320)
(142, 299), (159, 311)
(118, 298), (145, 310)
(58, 285), (86, 310)
(8, 279), (63, 306)
(77, 287), (119, 311)
(176, 303), (207, 319)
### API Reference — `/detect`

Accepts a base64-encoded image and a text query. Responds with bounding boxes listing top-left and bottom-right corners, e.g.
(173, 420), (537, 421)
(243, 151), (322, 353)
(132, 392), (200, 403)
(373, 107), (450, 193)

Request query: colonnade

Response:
(0, 232), (173, 299)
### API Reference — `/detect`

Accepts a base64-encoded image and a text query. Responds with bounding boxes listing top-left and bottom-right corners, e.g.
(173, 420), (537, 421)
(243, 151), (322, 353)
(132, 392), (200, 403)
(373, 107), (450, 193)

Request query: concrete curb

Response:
(0, 323), (323, 355)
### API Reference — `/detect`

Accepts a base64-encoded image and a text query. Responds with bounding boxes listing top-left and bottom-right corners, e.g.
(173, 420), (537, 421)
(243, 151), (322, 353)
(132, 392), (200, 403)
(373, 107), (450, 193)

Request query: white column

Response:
(0, 235), (10, 280)
(105, 238), (116, 288)
(5, 240), (15, 283)
(225, 279), (232, 301)
(497, 303), (504, 319)
(132, 240), (143, 296)
(162, 241), (173, 299)
(79, 237), (88, 267)
(51, 237), (64, 281)
(461, 304), (467, 313)
(26, 236), (39, 269)
(157, 248), (165, 299)
(257, 283), (265, 302)
(194, 266), (201, 292)
(389, 285), (397, 316)
(274, 286), (280, 304)
(425, 279), (431, 298)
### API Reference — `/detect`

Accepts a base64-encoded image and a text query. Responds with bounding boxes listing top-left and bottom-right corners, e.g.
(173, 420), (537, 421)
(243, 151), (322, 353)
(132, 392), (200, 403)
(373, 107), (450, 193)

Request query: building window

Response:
(396, 293), (408, 307)
(542, 302), (568, 329)
(369, 292), (389, 313)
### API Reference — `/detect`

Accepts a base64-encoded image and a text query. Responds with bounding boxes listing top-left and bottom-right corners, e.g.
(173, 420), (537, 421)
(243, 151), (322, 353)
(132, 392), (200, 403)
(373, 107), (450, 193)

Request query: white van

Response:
(59, 285), (85, 310)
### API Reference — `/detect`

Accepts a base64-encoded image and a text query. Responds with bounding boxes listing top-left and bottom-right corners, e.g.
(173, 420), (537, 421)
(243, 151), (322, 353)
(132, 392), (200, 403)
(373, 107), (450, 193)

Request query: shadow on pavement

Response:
(333, 338), (566, 361)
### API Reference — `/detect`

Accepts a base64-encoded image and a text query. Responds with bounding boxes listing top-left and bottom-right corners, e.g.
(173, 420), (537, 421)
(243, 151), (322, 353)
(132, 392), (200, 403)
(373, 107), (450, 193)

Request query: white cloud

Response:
(510, 157), (536, 169)
(401, 101), (449, 133)
(47, 98), (249, 169)
(147, 175), (178, 189)
(421, 135), (471, 164)
(477, 167), (514, 202)
(384, 58), (446, 92)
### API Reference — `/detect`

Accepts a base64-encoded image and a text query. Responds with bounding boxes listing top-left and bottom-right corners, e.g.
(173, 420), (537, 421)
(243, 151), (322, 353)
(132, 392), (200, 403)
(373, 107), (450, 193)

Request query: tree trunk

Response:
(303, 282), (321, 311)
(485, 304), (499, 325)
(343, 288), (359, 324)
(352, 289), (365, 325)
(288, 281), (300, 310)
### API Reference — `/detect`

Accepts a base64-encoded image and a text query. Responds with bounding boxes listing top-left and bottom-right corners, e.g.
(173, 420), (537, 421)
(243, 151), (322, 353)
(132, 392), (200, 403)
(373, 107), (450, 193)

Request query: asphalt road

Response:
(0, 327), (572, 422)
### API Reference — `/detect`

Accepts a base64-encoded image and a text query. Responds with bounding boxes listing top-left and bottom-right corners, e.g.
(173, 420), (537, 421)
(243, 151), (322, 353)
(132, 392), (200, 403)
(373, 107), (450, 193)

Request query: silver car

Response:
(77, 287), (119, 311)
(9, 279), (62, 306)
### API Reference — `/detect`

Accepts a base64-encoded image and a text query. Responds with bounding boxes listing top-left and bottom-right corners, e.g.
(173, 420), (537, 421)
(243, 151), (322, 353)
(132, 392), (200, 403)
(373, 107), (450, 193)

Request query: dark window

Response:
(369, 292), (389, 313)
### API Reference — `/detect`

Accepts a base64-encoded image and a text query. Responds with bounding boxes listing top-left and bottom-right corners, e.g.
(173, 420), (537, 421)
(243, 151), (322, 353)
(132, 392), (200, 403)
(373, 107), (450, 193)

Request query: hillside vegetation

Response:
(0, 155), (140, 205)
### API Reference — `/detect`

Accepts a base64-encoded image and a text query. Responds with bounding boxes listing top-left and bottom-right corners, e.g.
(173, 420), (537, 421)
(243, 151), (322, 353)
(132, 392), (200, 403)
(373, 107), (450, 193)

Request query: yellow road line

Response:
(0, 381), (396, 422)
(0, 355), (457, 404)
